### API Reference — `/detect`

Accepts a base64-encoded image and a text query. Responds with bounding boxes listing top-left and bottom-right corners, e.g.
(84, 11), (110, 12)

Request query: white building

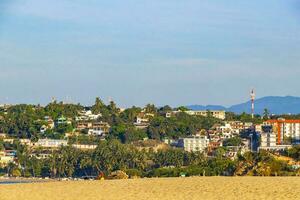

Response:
(178, 135), (209, 152)
(20, 139), (34, 147)
(265, 119), (300, 144)
(260, 132), (277, 148)
(176, 110), (226, 120)
(88, 128), (106, 137)
(72, 144), (97, 150)
(217, 123), (234, 138)
(76, 110), (102, 121)
(36, 139), (68, 148)
(0, 150), (16, 166)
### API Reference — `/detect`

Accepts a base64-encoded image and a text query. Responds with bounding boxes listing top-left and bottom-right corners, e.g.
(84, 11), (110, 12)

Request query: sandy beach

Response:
(0, 177), (300, 200)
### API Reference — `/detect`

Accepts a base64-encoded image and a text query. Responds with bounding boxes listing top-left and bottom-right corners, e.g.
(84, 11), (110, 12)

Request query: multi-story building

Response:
(35, 139), (68, 148)
(265, 119), (300, 144)
(178, 135), (209, 152)
(260, 132), (277, 148)
(259, 125), (292, 151)
(72, 144), (98, 150)
(77, 121), (110, 134)
(77, 121), (110, 130)
(75, 110), (102, 121)
(175, 110), (226, 120)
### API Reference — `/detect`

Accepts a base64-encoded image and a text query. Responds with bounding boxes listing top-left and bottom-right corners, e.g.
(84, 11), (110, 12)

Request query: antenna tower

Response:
(250, 89), (255, 119)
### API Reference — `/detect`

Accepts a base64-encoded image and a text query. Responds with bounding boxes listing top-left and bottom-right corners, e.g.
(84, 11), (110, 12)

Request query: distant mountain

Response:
(187, 105), (226, 111)
(187, 96), (300, 115)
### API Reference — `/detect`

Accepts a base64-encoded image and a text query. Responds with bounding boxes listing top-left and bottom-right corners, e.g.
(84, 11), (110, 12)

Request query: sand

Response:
(0, 177), (300, 200)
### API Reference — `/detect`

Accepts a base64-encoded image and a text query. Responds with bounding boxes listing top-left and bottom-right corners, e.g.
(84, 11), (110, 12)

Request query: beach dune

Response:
(0, 177), (300, 200)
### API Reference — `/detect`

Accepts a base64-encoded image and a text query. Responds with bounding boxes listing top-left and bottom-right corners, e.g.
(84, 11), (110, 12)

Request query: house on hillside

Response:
(35, 139), (68, 148)
(178, 135), (209, 152)
(180, 110), (226, 120)
(77, 122), (110, 137)
(0, 150), (16, 166)
(76, 110), (102, 121)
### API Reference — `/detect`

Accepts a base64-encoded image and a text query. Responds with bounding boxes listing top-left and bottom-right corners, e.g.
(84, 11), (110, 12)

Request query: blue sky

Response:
(1, 0), (300, 107)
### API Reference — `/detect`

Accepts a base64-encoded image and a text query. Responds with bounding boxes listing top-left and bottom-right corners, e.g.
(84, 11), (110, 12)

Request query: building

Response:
(178, 135), (209, 152)
(44, 116), (55, 129)
(259, 125), (292, 151)
(55, 116), (72, 126)
(0, 150), (16, 166)
(88, 128), (106, 137)
(77, 122), (110, 137)
(76, 110), (102, 121)
(176, 110), (226, 120)
(135, 113), (151, 124)
(0, 133), (7, 138)
(72, 144), (97, 150)
(165, 112), (172, 118)
(207, 141), (223, 154)
(240, 127), (260, 152)
(261, 132), (277, 149)
(20, 139), (34, 147)
(134, 113), (151, 129)
(265, 119), (300, 144)
(77, 122), (110, 131)
(216, 123), (234, 139)
(35, 139), (68, 148)
(40, 125), (48, 133)
(30, 153), (51, 160)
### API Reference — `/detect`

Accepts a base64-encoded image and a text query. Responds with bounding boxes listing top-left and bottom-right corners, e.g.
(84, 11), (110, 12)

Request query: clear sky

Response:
(1, 0), (300, 107)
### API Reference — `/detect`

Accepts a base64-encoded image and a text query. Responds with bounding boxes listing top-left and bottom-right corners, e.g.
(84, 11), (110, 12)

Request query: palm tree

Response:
(263, 108), (270, 120)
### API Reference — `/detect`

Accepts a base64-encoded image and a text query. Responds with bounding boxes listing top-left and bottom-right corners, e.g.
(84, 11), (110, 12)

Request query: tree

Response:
(91, 97), (105, 114)
(177, 106), (189, 112)
(223, 137), (242, 147)
(263, 108), (270, 120)
(12, 168), (22, 177)
(144, 104), (157, 114)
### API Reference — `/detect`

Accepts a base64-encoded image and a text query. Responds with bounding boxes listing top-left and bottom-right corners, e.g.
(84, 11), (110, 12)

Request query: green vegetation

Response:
(1, 140), (296, 178)
(223, 137), (242, 147)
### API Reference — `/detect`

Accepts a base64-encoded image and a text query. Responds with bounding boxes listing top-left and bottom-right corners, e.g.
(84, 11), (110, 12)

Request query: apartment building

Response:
(36, 139), (68, 148)
(265, 119), (300, 144)
(178, 135), (209, 152)
(179, 110), (226, 120)
(259, 125), (292, 151)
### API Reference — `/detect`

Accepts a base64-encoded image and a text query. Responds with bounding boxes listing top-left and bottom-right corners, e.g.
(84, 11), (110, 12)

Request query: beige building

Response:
(35, 139), (68, 148)
(0, 150), (16, 166)
(177, 110), (226, 120)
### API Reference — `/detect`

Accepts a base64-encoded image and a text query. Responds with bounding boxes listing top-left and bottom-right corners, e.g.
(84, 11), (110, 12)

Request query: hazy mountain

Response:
(186, 105), (227, 111)
(187, 96), (300, 115)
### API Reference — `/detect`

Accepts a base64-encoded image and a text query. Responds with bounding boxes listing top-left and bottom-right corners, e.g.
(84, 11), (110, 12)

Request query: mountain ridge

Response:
(187, 96), (300, 115)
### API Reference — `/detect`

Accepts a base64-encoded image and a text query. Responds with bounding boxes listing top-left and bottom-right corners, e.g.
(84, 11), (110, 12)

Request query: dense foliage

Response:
(1, 141), (298, 178)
